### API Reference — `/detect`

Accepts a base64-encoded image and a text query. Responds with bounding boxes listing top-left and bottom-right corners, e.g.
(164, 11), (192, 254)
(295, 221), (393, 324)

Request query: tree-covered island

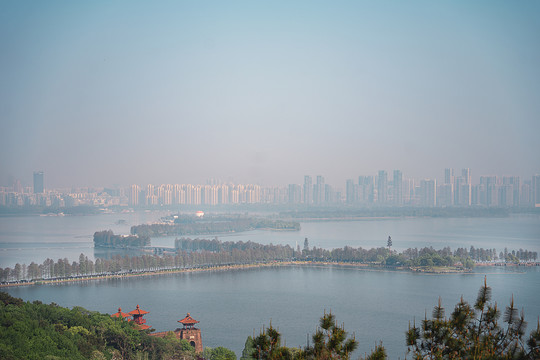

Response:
(130, 214), (300, 237)
(93, 230), (150, 248)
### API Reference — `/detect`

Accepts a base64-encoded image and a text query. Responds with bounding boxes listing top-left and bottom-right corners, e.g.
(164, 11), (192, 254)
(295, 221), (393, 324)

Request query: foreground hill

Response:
(0, 292), (201, 360)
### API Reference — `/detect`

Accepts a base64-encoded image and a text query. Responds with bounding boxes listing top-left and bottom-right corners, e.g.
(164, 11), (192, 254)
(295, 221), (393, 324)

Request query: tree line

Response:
(1, 239), (538, 283)
(131, 217), (300, 237)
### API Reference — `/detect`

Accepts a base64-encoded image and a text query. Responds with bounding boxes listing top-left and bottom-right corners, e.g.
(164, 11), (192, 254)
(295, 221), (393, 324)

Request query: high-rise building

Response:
(288, 184), (301, 204)
(480, 176), (498, 207)
(533, 174), (540, 207)
(303, 176), (313, 205)
(502, 176), (520, 206)
(420, 179), (437, 207)
(346, 179), (357, 204)
(33, 171), (44, 194)
(129, 184), (140, 206)
(393, 170), (403, 206)
(444, 168), (454, 185)
(377, 170), (388, 204)
(314, 176), (325, 204)
(462, 168), (471, 184)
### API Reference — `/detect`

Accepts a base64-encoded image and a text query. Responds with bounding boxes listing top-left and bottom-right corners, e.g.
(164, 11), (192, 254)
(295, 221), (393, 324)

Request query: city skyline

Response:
(1, 1), (540, 188)
(2, 168), (539, 208)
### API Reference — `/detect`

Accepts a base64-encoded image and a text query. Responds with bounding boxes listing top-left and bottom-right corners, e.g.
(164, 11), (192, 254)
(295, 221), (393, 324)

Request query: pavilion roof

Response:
(134, 323), (151, 330)
(111, 307), (130, 318)
(129, 304), (149, 316)
(178, 313), (200, 325)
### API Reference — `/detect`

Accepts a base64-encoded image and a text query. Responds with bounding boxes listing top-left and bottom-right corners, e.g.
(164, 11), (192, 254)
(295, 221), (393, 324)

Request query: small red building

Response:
(111, 307), (131, 320)
(128, 304), (151, 330)
(150, 313), (203, 352)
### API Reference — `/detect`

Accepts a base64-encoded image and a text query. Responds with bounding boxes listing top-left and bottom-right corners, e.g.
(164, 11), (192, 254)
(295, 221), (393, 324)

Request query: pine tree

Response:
(406, 276), (537, 359)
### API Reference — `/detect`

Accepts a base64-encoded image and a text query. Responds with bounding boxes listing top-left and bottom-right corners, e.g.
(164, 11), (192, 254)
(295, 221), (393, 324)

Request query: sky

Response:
(1, 0), (539, 189)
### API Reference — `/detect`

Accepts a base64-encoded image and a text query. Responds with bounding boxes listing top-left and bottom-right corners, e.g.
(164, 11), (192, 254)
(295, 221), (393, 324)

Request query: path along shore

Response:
(1, 261), (538, 289)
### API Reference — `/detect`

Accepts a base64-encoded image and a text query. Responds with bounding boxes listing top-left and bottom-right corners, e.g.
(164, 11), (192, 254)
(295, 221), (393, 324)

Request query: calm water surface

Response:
(6, 265), (540, 359)
(2, 213), (539, 358)
(4, 212), (537, 267)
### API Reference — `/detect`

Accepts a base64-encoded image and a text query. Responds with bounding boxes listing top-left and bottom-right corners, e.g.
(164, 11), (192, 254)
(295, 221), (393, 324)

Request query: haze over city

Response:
(1, 1), (539, 188)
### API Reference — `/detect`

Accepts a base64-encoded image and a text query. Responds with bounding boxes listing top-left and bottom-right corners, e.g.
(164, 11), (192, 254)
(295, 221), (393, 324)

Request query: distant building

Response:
(314, 175), (325, 204)
(33, 171), (44, 194)
(288, 184), (301, 204)
(377, 170), (388, 204)
(303, 175), (313, 205)
(421, 179), (437, 207)
(533, 174), (540, 207)
(393, 170), (403, 206)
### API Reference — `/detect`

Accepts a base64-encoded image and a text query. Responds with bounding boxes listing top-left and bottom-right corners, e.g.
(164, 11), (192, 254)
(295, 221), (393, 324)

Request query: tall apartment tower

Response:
(462, 168), (471, 184)
(346, 179), (357, 204)
(444, 168), (454, 185)
(303, 176), (313, 205)
(129, 185), (140, 206)
(288, 184), (301, 204)
(359, 176), (374, 203)
(393, 170), (403, 206)
(314, 175), (325, 204)
(421, 179), (437, 207)
(533, 174), (540, 207)
(377, 170), (388, 204)
(33, 171), (44, 194)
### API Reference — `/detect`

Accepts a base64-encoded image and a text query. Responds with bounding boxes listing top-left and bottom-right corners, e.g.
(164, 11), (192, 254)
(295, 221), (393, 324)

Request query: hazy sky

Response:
(1, 1), (539, 188)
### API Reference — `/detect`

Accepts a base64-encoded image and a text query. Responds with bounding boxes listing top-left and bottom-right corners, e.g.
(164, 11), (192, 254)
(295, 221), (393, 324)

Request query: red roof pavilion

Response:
(178, 313), (200, 329)
(129, 305), (151, 330)
(111, 307), (131, 320)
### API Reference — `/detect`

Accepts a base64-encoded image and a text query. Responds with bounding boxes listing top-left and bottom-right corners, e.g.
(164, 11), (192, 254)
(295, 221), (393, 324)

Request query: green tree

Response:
(252, 324), (292, 360)
(240, 336), (255, 360)
(204, 346), (237, 360)
(302, 311), (358, 360)
(406, 277), (537, 359)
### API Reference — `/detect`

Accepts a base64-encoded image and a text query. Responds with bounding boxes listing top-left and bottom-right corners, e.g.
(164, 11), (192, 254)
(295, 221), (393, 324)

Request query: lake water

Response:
(2, 212), (538, 268)
(1, 212), (540, 358)
(5, 265), (540, 359)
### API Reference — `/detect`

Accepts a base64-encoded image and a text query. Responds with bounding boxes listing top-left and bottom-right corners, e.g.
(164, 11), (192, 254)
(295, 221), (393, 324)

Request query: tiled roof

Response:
(178, 313), (200, 325)
(129, 304), (149, 315)
(111, 307), (130, 318)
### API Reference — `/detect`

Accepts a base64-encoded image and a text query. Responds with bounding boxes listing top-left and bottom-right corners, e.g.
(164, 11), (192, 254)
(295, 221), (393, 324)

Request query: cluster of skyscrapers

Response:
(1, 169), (540, 208)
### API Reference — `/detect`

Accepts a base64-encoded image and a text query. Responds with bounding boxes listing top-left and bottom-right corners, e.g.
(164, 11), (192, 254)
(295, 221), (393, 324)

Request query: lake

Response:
(1, 212), (540, 358)
(1, 212), (539, 268)
(5, 265), (540, 359)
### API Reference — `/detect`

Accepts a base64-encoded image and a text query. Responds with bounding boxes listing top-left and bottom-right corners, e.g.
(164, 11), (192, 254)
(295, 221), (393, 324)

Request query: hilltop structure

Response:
(150, 313), (203, 352)
(128, 305), (151, 330)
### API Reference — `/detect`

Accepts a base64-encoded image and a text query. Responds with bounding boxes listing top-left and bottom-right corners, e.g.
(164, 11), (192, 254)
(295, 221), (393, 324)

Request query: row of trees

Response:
(0, 242), (296, 283)
(2, 238), (537, 283)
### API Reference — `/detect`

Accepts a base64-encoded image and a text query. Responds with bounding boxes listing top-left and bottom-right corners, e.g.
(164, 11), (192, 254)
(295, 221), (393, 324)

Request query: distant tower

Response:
(303, 176), (313, 205)
(377, 170), (388, 204)
(393, 170), (403, 206)
(129, 305), (151, 330)
(177, 313), (203, 352)
(314, 176), (325, 204)
(33, 171), (44, 194)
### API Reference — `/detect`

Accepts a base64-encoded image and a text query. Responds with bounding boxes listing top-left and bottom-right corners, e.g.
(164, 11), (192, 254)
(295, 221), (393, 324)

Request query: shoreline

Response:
(3, 260), (536, 289)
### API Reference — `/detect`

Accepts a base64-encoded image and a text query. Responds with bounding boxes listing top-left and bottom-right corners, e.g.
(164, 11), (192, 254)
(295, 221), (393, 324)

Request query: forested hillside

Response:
(0, 292), (203, 360)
